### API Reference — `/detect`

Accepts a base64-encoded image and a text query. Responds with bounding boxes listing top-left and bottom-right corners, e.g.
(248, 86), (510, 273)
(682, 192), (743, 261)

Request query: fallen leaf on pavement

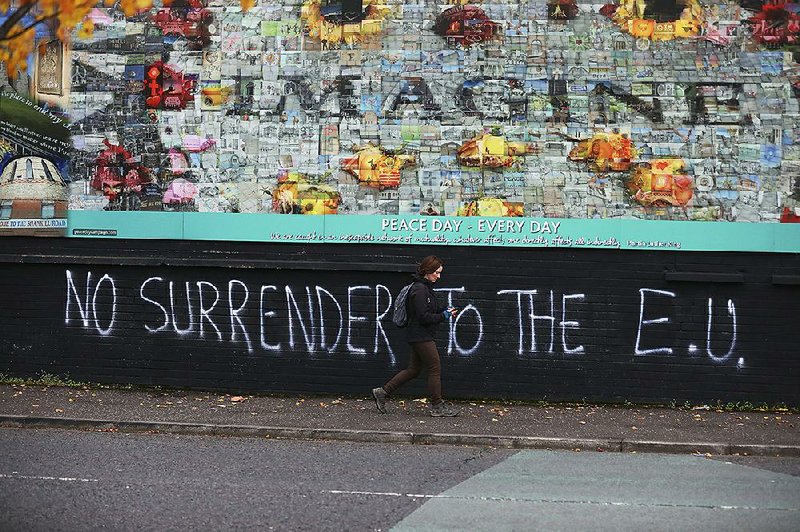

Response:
(230, 396), (245, 403)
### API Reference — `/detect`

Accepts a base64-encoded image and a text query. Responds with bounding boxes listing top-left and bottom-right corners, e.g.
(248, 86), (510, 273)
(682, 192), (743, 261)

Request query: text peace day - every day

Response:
(381, 218), (562, 234)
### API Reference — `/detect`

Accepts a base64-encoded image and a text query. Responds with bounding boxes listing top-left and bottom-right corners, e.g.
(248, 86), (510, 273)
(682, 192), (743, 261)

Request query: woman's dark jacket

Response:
(405, 274), (447, 343)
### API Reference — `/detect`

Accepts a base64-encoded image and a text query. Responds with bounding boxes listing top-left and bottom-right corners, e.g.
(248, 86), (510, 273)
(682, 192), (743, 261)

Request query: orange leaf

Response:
(119, 0), (153, 17)
(77, 19), (95, 39)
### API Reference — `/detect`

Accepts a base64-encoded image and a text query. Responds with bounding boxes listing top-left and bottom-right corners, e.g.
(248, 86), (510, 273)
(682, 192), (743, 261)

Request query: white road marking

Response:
(0, 472), (99, 483)
(327, 490), (446, 499)
(323, 490), (800, 512)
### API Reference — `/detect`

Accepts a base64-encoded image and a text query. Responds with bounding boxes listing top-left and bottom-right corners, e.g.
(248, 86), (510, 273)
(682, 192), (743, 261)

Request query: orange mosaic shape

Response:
(626, 158), (694, 207)
(340, 145), (416, 189)
(301, 0), (390, 47)
(273, 171), (341, 214)
(600, 0), (703, 41)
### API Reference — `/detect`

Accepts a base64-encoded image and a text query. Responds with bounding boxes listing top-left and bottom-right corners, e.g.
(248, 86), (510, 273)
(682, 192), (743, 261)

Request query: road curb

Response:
(2, 415), (798, 457)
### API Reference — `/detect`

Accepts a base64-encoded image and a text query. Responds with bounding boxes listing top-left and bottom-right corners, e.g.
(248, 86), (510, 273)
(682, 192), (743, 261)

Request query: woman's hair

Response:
(417, 255), (443, 276)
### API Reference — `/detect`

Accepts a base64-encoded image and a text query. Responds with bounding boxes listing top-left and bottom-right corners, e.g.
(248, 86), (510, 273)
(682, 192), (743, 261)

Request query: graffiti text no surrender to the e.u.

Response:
(64, 271), (740, 366)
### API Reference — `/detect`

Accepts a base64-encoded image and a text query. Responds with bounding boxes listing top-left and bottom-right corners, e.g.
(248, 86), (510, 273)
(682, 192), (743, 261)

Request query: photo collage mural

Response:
(0, 0), (799, 247)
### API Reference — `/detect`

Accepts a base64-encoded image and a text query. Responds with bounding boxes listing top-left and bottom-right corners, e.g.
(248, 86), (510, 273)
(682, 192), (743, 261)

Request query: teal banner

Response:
(68, 212), (799, 253)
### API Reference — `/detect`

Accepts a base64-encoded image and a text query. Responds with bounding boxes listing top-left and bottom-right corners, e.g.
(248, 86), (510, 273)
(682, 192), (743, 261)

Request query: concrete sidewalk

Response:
(0, 384), (797, 456)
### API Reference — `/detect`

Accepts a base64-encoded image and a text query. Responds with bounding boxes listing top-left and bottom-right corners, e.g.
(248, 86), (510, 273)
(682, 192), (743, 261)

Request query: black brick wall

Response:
(1, 237), (798, 405)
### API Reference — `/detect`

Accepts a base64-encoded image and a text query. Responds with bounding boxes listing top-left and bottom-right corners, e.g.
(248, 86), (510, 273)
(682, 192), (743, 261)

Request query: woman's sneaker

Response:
(372, 387), (388, 414)
(429, 401), (460, 417)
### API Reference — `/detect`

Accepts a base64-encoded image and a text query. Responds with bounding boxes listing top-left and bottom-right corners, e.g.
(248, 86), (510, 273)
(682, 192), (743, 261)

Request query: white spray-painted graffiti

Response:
(635, 288), (741, 367)
(65, 271), (117, 337)
(497, 290), (586, 356)
(65, 270), (742, 366)
(68, 270), (400, 360)
(635, 288), (678, 356)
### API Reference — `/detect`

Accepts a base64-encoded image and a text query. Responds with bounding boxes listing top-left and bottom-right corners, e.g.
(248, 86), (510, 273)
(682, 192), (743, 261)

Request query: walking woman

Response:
(372, 255), (460, 417)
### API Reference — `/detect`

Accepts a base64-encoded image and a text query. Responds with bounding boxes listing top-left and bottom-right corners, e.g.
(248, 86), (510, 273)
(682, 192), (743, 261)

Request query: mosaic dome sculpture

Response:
(0, 156), (67, 201)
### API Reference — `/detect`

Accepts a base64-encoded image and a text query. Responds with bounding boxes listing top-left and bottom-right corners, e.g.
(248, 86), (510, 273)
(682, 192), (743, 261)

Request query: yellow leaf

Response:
(119, 0), (153, 17)
(240, 0), (256, 12)
(0, 24), (35, 76)
(77, 20), (94, 39)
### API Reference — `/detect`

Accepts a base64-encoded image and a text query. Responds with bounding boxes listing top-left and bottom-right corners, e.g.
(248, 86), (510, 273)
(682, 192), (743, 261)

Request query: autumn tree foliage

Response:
(0, 0), (152, 77)
(0, 0), (254, 78)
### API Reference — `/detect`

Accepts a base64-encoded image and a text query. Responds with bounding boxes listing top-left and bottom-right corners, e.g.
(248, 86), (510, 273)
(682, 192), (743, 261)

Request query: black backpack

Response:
(392, 283), (414, 327)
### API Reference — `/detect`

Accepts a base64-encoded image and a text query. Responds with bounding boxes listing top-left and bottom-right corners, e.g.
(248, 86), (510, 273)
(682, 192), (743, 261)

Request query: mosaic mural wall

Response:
(2, 0), (800, 238)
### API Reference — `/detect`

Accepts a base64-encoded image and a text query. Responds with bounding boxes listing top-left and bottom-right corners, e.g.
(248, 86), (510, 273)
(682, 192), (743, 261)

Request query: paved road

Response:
(1, 428), (799, 531)
(0, 428), (513, 531)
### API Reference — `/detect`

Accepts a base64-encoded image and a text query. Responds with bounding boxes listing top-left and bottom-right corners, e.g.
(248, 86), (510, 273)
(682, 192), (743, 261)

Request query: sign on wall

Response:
(0, 94), (72, 236)
(2, 0), (799, 249)
(67, 210), (799, 252)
